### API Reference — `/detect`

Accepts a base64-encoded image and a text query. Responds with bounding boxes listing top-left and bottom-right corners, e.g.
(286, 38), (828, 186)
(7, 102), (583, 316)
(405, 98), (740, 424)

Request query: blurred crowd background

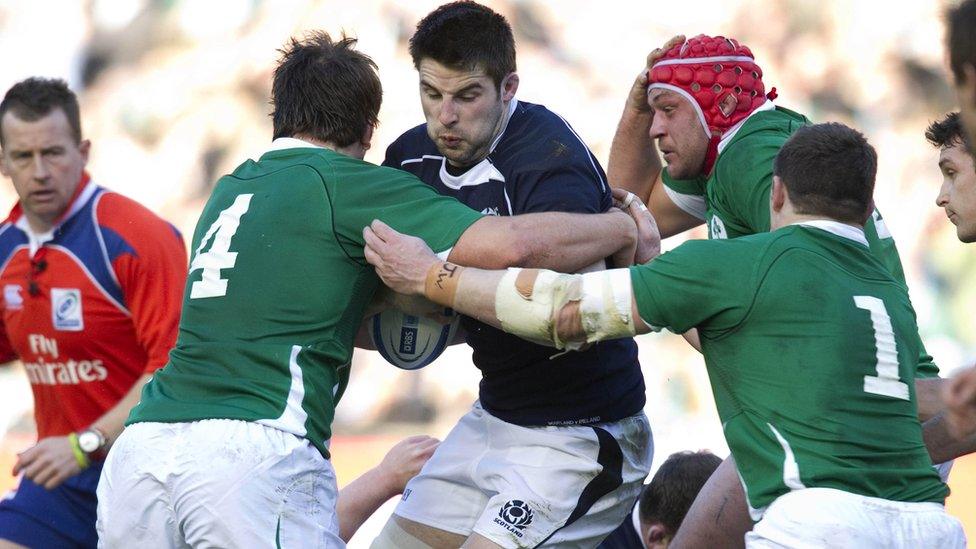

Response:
(0, 0), (973, 544)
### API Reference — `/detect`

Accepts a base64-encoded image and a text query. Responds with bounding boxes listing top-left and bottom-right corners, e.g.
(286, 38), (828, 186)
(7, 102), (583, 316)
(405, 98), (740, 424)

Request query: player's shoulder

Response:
(763, 224), (893, 276)
(494, 100), (597, 171)
(689, 230), (777, 253)
(738, 106), (810, 139)
(718, 106), (809, 168)
(248, 145), (406, 189)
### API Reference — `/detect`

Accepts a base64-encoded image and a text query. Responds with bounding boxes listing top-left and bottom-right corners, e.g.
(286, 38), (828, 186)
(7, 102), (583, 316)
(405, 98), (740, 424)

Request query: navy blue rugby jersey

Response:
(597, 504), (644, 549)
(383, 99), (645, 426)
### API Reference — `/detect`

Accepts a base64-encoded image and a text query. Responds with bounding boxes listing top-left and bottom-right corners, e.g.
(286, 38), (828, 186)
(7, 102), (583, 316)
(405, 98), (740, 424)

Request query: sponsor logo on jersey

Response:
(23, 333), (108, 385)
(4, 284), (23, 310)
(493, 500), (533, 538)
(23, 358), (108, 385)
(51, 288), (83, 331)
(709, 215), (728, 240)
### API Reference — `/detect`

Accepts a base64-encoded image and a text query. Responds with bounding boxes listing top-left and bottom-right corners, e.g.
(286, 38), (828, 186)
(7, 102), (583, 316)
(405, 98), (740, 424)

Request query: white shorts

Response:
(96, 420), (343, 549)
(745, 487), (965, 549)
(393, 403), (653, 548)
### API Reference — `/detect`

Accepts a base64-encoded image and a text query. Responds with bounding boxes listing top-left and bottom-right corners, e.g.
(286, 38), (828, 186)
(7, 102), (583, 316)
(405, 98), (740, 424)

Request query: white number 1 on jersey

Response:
(854, 296), (909, 401)
(189, 194), (253, 299)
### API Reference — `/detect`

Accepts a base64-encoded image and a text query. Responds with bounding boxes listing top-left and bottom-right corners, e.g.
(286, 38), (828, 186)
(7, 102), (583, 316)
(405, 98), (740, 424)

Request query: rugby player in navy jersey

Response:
(371, 3), (653, 548)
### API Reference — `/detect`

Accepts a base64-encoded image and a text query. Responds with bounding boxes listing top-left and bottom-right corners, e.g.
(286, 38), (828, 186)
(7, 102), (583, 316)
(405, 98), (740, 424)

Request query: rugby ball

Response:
(368, 308), (459, 370)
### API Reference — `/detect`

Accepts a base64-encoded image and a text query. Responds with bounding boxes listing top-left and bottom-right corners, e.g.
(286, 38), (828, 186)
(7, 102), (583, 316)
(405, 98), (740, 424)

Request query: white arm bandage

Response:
(494, 268), (637, 350)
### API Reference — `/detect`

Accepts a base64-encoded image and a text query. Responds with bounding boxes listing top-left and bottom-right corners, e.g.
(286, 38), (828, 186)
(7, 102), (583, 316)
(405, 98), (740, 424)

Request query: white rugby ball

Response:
(368, 308), (459, 370)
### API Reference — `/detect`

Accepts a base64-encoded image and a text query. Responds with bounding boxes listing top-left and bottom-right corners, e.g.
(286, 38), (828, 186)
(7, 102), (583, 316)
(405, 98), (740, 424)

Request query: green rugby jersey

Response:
(128, 140), (483, 457)
(630, 222), (948, 516)
(661, 106), (938, 377)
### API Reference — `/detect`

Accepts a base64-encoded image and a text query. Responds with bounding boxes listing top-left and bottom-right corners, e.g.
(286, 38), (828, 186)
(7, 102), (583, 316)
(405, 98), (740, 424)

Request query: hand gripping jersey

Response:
(384, 99), (645, 426)
(629, 222), (948, 516)
(0, 175), (186, 439)
(127, 140), (483, 458)
(661, 106), (939, 378)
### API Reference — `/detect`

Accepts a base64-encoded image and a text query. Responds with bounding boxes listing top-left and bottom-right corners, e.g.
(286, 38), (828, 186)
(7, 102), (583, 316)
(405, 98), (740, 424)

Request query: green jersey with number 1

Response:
(661, 106), (938, 378)
(630, 221), (948, 516)
(127, 140), (483, 457)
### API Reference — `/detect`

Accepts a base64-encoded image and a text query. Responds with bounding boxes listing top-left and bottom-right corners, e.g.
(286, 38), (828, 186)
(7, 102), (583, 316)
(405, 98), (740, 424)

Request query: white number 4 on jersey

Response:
(189, 194), (253, 299)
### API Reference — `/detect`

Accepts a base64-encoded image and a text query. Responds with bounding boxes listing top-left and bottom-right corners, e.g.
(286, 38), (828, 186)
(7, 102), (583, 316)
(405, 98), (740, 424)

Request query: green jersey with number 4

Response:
(661, 106), (938, 378)
(630, 221), (948, 515)
(127, 141), (483, 457)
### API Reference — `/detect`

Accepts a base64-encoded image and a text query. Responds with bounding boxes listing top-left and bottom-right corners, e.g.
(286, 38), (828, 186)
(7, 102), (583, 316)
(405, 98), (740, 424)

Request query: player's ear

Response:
(78, 138), (91, 165)
(771, 175), (787, 214)
(361, 125), (375, 151)
(644, 523), (670, 548)
(501, 72), (519, 102)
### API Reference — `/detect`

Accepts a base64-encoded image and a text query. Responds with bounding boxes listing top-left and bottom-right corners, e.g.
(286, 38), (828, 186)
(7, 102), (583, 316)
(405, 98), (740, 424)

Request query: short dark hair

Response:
(926, 112), (970, 151)
(638, 451), (722, 536)
(271, 31), (382, 147)
(0, 77), (81, 147)
(409, 1), (516, 88)
(948, 0), (976, 83)
(773, 123), (878, 225)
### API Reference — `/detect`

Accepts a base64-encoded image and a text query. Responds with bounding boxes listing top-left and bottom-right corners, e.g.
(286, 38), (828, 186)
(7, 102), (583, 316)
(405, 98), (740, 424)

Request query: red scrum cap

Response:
(647, 34), (777, 174)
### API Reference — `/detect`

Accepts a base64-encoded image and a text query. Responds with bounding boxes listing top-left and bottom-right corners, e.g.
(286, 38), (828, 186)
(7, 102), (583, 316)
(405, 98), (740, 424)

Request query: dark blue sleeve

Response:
(509, 146), (610, 214)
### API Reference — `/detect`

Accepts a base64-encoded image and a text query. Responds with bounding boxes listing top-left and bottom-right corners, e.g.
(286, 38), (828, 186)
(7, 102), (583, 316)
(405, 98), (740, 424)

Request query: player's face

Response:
(935, 142), (976, 243)
(0, 109), (88, 232)
(417, 58), (517, 167)
(648, 90), (709, 179)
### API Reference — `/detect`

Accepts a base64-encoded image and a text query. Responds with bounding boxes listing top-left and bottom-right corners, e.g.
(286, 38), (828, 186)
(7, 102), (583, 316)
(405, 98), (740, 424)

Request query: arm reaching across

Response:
(337, 435), (439, 542)
(363, 220), (651, 350)
(944, 366), (976, 440)
(448, 208), (639, 272)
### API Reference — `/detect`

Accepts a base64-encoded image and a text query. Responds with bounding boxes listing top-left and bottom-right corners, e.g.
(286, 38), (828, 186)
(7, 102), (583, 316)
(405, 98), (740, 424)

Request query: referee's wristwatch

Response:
(77, 427), (107, 457)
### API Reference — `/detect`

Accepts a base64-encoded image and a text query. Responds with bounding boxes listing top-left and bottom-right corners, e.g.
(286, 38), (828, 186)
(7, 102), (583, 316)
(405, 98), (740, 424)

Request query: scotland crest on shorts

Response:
(498, 500), (533, 530)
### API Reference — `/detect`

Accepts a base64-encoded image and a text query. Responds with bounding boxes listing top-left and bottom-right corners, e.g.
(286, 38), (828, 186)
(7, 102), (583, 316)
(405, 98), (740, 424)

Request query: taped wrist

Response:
(424, 261), (463, 307)
(579, 269), (638, 342)
(494, 268), (637, 350)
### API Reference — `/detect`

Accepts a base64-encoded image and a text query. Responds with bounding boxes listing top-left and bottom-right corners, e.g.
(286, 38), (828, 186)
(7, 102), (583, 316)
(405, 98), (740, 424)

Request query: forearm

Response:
(449, 210), (636, 272)
(607, 107), (661, 204)
(423, 263), (648, 349)
(922, 413), (976, 463)
(337, 467), (398, 542)
(670, 456), (750, 549)
(915, 377), (944, 422)
(90, 373), (151, 447)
